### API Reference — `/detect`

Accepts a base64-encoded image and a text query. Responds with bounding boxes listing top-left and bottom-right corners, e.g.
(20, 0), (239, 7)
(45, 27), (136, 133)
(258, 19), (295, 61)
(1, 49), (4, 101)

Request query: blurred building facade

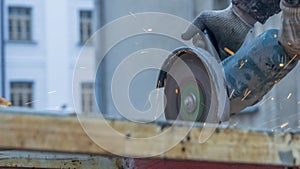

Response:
(1, 0), (95, 113)
(0, 0), (4, 99)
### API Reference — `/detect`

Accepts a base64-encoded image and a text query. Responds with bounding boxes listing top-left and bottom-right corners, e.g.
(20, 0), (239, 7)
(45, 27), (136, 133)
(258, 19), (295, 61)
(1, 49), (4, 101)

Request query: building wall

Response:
(0, 0), (4, 97)
(5, 0), (47, 110)
(4, 0), (95, 112)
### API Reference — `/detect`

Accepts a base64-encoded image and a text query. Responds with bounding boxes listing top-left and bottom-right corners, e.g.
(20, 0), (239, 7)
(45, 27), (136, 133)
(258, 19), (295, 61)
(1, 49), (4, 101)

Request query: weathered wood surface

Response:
(0, 111), (300, 167)
(0, 151), (128, 169)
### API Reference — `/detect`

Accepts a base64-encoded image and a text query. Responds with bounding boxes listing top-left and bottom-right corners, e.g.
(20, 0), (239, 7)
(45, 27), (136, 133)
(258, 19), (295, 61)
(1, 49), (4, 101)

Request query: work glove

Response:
(182, 5), (255, 60)
(0, 97), (11, 107)
(279, 0), (300, 60)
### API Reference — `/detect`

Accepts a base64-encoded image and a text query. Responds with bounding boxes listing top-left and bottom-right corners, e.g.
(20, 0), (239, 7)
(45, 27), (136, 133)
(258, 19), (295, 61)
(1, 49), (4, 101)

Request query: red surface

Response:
(134, 159), (290, 169)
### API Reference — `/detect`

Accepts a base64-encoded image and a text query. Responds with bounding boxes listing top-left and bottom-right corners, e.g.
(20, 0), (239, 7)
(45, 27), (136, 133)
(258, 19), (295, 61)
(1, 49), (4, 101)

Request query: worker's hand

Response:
(0, 97), (11, 107)
(279, 0), (300, 60)
(182, 5), (255, 60)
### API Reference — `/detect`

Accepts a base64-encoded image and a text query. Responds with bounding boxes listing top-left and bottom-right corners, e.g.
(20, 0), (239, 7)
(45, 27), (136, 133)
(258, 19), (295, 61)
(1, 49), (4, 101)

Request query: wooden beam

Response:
(0, 151), (128, 169)
(0, 112), (299, 167)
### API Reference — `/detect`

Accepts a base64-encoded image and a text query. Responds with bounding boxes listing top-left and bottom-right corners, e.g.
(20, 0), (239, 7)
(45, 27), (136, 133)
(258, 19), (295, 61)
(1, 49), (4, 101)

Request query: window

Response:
(10, 82), (33, 108)
(79, 10), (93, 44)
(81, 82), (94, 114)
(8, 7), (32, 41)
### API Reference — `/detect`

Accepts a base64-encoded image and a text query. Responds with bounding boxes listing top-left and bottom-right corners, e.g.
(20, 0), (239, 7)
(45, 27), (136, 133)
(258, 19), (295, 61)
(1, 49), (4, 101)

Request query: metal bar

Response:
(0, 151), (129, 169)
(134, 159), (285, 169)
(0, 151), (287, 169)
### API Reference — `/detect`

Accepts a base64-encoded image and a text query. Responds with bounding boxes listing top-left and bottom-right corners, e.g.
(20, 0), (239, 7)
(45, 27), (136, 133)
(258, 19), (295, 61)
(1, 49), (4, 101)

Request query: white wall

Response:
(69, 0), (95, 114)
(5, 0), (47, 110)
(0, 0), (3, 97)
(5, 0), (95, 112)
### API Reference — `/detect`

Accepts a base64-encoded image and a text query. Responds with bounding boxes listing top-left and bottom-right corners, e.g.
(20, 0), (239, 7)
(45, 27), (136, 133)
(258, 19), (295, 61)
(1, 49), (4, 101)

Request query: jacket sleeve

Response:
(222, 29), (298, 113)
(232, 0), (281, 24)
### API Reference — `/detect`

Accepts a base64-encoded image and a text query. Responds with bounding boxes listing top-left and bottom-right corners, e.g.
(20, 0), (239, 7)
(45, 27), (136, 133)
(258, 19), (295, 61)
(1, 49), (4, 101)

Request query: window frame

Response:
(81, 82), (95, 114)
(8, 6), (33, 42)
(79, 10), (93, 45)
(10, 81), (34, 108)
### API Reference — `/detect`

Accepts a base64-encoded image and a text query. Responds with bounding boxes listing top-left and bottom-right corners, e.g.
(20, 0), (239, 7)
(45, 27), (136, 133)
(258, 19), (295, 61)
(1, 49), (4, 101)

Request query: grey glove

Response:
(279, 0), (300, 60)
(232, 0), (281, 24)
(182, 5), (255, 60)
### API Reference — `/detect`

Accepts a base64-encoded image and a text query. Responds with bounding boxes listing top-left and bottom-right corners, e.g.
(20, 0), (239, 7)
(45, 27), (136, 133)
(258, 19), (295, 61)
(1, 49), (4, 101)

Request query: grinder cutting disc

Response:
(162, 49), (211, 122)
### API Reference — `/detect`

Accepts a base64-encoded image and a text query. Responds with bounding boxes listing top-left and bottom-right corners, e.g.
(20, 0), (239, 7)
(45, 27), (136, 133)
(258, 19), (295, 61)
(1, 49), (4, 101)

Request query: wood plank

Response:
(0, 151), (129, 169)
(0, 112), (299, 167)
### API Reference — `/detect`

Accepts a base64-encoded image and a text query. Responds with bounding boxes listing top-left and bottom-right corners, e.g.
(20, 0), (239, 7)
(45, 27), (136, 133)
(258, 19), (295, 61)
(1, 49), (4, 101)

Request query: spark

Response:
(259, 96), (273, 106)
(224, 47), (235, 56)
(239, 63), (245, 69)
(285, 54), (298, 68)
(276, 54), (298, 77)
(175, 88), (179, 95)
(273, 34), (277, 38)
(271, 97), (275, 101)
(143, 28), (153, 32)
(288, 42), (292, 46)
(229, 89), (235, 99)
(48, 90), (57, 94)
(287, 93), (292, 100)
(279, 63), (285, 67)
(239, 59), (248, 69)
(128, 12), (136, 17)
(25, 100), (40, 105)
(241, 89), (252, 101)
(280, 122), (289, 128)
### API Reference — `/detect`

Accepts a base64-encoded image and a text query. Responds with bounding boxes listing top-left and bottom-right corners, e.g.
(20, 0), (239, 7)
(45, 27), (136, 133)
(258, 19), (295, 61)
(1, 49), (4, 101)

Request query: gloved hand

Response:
(279, 0), (300, 60)
(0, 97), (11, 107)
(182, 5), (256, 60)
